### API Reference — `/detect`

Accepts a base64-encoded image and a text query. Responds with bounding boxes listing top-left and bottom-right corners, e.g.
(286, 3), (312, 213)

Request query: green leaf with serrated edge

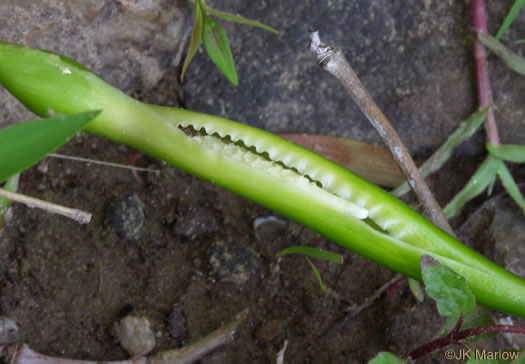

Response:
(276, 246), (343, 263)
(408, 278), (424, 303)
(495, 0), (525, 40)
(443, 155), (501, 219)
(497, 162), (525, 214)
(204, 6), (278, 34)
(438, 306), (494, 342)
(487, 143), (525, 163)
(305, 257), (325, 291)
(367, 352), (405, 364)
(180, 0), (204, 82)
(201, 12), (238, 86)
(421, 255), (476, 318)
(0, 111), (100, 184)
(393, 108), (488, 197)
(478, 32), (525, 76)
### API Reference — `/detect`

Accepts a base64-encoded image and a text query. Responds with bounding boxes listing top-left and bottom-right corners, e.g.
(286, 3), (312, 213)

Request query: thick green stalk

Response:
(0, 42), (524, 317)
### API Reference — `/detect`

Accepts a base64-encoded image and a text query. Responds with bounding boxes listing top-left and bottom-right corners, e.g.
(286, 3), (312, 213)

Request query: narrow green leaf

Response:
(201, 13), (238, 86)
(0, 111), (100, 183)
(367, 352), (405, 364)
(516, 39), (525, 45)
(478, 32), (525, 76)
(408, 278), (424, 303)
(0, 173), (19, 225)
(276, 246), (343, 263)
(443, 155), (501, 219)
(497, 162), (525, 214)
(204, 6), (278, 35)
(393, 108), (488, 197)
(487, 143), (525, 163)
(305, 257), (325, 291)
(421, 255), (476, 318)
(495, 0), (525, 40)
(180, 0), (204, 82)
(438, 306), (494, 342)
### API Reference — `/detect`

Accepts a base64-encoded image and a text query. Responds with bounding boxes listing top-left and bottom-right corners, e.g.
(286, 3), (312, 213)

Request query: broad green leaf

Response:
(408, 278), (424, 303)
(495, 0), (525, 40)
(276, 246), (343, 263)
(0, 111), (100, 184)
(393, 108), (488, 197)
(204, 6), (278, 34)
(487, 143), (525, 163)
(305, 257), (325, 291)
(180, 0), (204, 82)
(497, 162), (525, 214)
(443, 155), (501, 219)
(438, 306), (494, 342)
(201, 12), (238, 86)
(478, 32), (525, 76)
(421, 255), (476, 318)
(367, 352), (405, 364)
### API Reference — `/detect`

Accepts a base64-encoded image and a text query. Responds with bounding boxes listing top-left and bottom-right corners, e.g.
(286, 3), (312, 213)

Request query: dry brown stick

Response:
(308, 30), (454, 236)
(0, 309), (248, 364)
(0, 187), (91, 224)
(147, 309), (248, 364)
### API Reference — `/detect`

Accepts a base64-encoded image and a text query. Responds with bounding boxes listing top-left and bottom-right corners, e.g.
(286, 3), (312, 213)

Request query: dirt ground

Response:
(1, 1), (525, 363)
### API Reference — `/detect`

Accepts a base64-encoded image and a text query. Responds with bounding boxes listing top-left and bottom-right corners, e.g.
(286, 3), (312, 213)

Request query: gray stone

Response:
(208, 241), (260, 284)
(107, 194), (145, 243)
(175, 207), (218, 241)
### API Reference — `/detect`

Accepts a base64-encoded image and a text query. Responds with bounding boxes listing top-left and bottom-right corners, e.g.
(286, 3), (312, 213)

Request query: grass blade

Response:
(204, 6), (278, 34)
(392, 108), (488, 197)
(408, 278), (424, 303)
(276, 246), (343, 263)
(201, 13), (238, 86)
(180, 0), (204, 82)
(0, 111), (100, 184)
(0, 173), (19, 227)
(478, 32), (525, 75)
(495, 0), (525, 40)
(305, 257), (325, 291)
(442, 155), (501, 219)
(497, 162), (525, 214)
(487, 143), (525, 163)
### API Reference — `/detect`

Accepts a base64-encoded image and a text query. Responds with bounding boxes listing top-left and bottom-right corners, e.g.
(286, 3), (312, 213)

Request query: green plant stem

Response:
(1, 43), (525, 317)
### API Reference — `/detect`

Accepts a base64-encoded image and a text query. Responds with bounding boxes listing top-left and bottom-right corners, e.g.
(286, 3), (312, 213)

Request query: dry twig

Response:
(308, 30), (454, 236)
(0, 188), (91, 224)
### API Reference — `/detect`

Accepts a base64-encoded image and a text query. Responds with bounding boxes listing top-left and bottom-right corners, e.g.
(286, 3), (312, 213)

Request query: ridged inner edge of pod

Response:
(178, 121), (414, 240)
(179, 123), (368, 220)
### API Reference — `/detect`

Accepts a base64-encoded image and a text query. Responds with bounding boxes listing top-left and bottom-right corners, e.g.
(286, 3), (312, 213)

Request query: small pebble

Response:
(174, 207), (218, 241)
(253, 216), (286, 242)
(107, 194), (145, 243)
(114, 315), (156, 356)
(256, 319), (283, 342)
(208, 241), (260, 284)
(0, 317), (19, 344)
(168, 305), (188, 342)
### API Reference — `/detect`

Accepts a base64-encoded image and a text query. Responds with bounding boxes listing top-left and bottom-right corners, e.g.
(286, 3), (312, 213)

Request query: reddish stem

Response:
(472, 0), (500, 145)
(407, 324), (525, 360)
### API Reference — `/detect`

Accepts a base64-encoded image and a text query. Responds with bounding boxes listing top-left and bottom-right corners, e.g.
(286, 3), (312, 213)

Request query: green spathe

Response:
(0, 42), (524, 317)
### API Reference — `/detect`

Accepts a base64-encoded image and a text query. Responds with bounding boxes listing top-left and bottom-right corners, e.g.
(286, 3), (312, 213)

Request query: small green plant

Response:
(368, 256), (525, 363)
(1, 42), (525, 318)
(181, 0), (277, 86)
